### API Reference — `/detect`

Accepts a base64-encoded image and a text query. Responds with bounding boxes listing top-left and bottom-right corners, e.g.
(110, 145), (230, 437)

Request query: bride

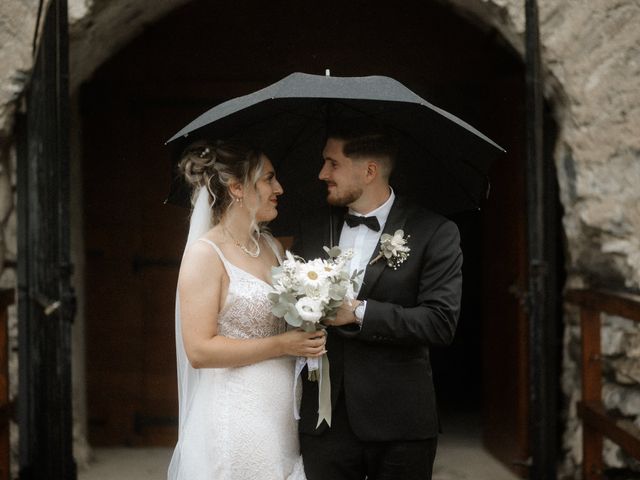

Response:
(168, 140), (322, 479)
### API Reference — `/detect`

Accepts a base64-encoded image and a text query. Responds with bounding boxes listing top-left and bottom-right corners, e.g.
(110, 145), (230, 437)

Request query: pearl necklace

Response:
(224, 226), (261, 258)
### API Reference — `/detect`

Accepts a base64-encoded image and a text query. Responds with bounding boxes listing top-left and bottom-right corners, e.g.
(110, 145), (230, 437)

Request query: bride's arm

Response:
(178, 241), (325, 369)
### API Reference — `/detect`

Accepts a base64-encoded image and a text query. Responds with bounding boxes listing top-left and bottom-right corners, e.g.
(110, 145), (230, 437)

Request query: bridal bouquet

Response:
(269, 246), (361, 381)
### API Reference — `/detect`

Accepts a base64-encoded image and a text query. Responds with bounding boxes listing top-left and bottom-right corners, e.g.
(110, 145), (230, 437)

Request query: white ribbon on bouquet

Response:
(293, 355), (332, 428)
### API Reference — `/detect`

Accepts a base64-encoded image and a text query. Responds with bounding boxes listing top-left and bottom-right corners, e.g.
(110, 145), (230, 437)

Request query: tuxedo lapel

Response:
(357, 197), (409, 300)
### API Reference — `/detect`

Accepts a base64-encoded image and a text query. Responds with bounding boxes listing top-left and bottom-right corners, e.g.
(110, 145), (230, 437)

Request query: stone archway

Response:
(75, 1), (541, 477)
(1, 0), (639, 478)
(6, 1), (639, 295)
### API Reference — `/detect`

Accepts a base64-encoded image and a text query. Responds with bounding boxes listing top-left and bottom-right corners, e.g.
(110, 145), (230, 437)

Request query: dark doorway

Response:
(79, 0), (560, 474)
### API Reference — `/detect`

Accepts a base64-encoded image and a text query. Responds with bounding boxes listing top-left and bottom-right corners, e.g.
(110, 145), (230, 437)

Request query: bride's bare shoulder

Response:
(179, 239), (225, 286)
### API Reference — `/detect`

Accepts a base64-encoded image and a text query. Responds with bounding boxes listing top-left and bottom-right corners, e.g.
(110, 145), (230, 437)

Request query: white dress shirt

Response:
(339, 188), (396, 298)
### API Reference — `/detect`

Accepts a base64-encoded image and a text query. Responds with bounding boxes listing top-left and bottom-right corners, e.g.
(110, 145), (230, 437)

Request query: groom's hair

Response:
(327, 120), (397, 179)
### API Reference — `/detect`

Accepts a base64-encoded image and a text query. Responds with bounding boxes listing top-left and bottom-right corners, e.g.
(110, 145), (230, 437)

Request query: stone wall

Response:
(68, 0), (192, 90)
(0, 0), (639, 477)
(445, 1), (640, 291)
(0, 0), (39, 138)
(0, 3), (34, 476)
(561, 307), (640, 477)
(451, 0), (640, 474)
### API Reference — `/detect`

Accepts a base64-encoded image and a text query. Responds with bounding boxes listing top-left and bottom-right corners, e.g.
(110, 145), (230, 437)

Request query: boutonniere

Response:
(369, 229), (410, 270)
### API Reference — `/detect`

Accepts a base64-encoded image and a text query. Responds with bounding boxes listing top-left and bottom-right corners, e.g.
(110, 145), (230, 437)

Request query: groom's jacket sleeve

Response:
(340, 218), (462, 347)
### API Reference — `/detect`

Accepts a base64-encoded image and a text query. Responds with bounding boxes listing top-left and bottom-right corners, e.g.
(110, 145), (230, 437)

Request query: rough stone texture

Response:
(447, 1), (640, 476)
(612, 358), (640, 386)
(626, 333), (640, 359)
(560, 308), (582, 476)
(68, 0), (192, 90)
(562, 308), (640, 476)
(1, 0), (639, 477)
(2, 0), (638, 294)
(543, 3), (640, 290)
(602, 381), (640, 417)
(0, 0), (39, 138)
(446, 1), (640, 292)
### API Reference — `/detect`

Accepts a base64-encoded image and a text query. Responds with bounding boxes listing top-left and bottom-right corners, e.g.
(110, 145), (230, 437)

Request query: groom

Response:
(293, 121), (463, 480)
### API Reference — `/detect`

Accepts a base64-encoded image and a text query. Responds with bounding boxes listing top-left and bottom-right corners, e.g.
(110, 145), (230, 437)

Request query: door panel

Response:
(81, 1), (532, 460)
(481, 74), (529, 477)
(83, 91), (194, 445)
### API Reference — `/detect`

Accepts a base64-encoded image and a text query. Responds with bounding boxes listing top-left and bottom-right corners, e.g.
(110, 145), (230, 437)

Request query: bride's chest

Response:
(218, 278), (285, 339)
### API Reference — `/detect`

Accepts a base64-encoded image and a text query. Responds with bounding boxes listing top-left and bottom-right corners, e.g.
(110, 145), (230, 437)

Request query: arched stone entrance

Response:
(5, 0), (640, 477)
(73, 1), (562, 477)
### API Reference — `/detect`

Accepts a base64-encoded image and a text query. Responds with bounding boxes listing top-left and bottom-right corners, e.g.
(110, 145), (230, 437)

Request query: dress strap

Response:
(197, 238), (236, 280)
(263, 234), (283, 265)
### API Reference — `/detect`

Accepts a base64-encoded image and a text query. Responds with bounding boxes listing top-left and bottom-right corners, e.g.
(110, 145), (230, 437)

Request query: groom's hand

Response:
(324, 301), (360, 327)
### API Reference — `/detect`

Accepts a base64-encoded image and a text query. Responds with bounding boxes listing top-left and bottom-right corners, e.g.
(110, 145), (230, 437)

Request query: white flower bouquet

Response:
(269, 246), (361, 381)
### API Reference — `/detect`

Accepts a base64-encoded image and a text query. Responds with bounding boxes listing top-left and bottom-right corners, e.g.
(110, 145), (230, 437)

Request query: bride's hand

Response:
(278, 329), (327, 357)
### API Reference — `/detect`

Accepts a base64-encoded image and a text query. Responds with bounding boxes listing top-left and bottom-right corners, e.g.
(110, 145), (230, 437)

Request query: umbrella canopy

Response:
(166, 72), (505, 230)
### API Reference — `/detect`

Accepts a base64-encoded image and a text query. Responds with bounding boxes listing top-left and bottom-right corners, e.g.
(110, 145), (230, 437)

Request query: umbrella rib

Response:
(168, 73), (503, 214)
(175, 97), (496, 212)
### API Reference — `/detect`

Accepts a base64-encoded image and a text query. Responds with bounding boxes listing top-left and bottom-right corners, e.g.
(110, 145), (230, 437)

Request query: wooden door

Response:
(83, 80), (270, 445)
(83, 87), (201, 445)
(79, 0), (537, 454)
(481, 73), (530, 476)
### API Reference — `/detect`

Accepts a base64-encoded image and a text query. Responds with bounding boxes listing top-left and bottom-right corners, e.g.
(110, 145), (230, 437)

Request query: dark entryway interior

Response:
(80, 0), (560, 475)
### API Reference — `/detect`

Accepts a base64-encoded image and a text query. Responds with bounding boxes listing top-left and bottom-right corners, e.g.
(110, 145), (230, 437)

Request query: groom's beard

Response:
(326, 184), (363, 207)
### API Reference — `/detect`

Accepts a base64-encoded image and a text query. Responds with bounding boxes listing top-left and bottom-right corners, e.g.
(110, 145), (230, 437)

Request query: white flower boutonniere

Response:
(369, 229), (411, 270)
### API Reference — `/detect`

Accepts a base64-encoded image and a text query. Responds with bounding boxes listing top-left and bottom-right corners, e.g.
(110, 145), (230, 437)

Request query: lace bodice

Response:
(199, 238), (286, 339)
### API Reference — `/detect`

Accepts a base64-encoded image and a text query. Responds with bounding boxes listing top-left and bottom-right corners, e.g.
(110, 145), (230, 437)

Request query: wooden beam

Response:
(570, 288), (640, 480)
(579, 401), (640, 459)
(580, 306), (603, 480)
(580, 308), (602, 404)
(567, 289), (640, 323)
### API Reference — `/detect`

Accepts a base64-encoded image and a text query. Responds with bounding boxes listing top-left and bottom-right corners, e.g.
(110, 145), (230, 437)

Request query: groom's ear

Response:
(364, 161), (379, 184)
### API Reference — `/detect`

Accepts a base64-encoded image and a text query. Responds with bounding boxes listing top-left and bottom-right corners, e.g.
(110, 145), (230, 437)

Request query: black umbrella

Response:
(166, 72), (505, 232)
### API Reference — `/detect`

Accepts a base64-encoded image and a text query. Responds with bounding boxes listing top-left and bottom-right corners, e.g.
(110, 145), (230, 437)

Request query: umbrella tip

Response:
(325, 69), (331, 77)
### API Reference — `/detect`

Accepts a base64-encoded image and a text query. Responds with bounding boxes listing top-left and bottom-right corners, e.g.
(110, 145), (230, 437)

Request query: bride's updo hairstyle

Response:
(179, 139), (266, 225)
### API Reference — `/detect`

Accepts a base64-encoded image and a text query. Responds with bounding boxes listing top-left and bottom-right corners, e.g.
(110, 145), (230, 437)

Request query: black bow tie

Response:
(344, 214), (381, 232)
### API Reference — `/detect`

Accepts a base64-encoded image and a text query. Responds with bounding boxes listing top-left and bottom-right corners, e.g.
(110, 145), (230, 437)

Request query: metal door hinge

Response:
(32, 289), (76, 321)
(32, 292), (61, 316)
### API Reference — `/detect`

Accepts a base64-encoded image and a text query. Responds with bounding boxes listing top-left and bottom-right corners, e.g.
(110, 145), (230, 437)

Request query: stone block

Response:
(602, 323), (627, 356)
(603, 438), (625, 469)
(613, 358), (640, 387)
(626, 333), (640, 359)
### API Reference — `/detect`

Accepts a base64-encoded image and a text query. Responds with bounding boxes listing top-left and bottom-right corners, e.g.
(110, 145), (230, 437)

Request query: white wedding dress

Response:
(168, 237), (306, 480)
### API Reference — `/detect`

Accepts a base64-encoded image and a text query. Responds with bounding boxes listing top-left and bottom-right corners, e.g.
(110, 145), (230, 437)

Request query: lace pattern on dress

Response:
(198, 238), (286, 339)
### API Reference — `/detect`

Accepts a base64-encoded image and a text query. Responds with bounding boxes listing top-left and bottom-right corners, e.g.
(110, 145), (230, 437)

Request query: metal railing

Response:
(566, 288), (640, 480)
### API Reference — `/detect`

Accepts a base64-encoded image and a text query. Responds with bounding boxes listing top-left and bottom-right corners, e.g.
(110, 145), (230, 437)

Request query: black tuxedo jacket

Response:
(293, 196), (463, 441)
